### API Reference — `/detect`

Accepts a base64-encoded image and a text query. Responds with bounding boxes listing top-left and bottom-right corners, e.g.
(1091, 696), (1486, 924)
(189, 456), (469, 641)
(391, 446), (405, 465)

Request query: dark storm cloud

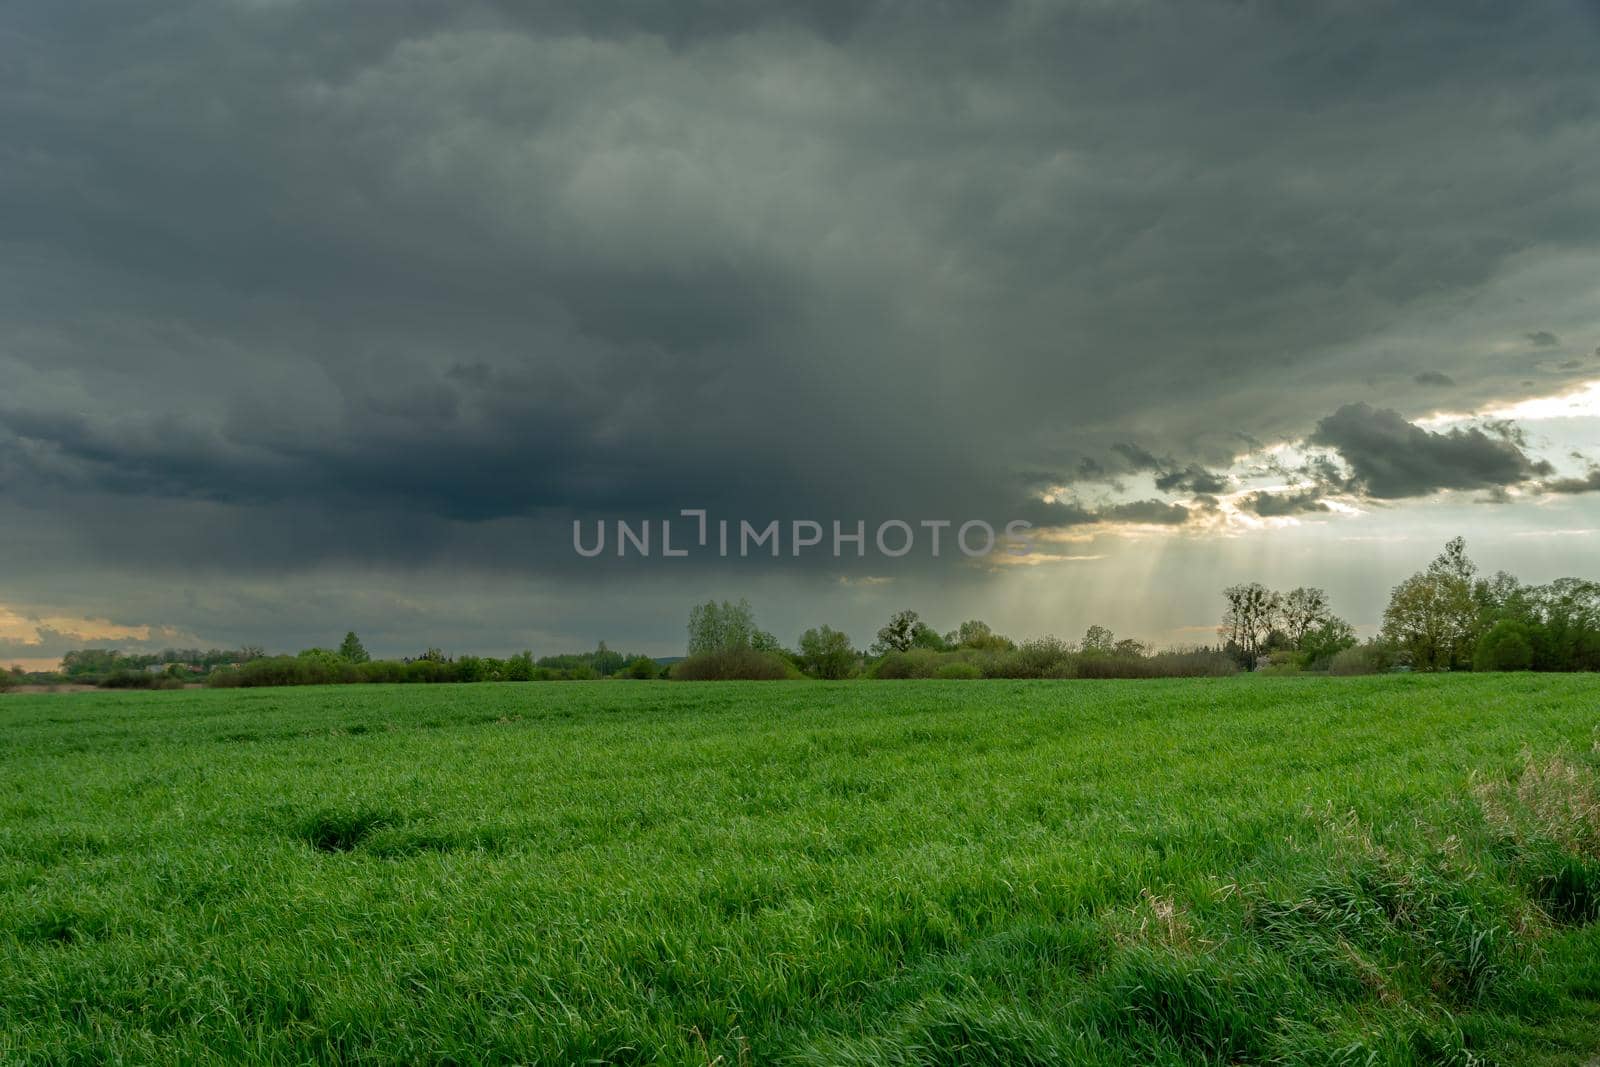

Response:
(2, 0), (1599, 632)
(1241, 489), (1331, 517)
(1542, 467), (1600, 495)
(1309, 403), (1554, 500)
(1110, 444), (1164, 472)
(1527, 331), (1562, 348)
(1153, 465), (1230, 495)
(1109, 445), (1229, 495)
(1096, 499), (1196, 527)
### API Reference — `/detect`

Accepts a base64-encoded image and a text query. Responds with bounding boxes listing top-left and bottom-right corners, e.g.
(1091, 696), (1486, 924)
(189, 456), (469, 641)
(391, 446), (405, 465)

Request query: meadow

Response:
(2, 677), (1599, 1065)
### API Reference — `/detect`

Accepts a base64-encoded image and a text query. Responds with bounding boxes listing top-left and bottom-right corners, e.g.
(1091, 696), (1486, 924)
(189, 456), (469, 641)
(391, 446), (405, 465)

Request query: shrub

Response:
(670, 648), (795, 680)
(935, 661), (983, 680)
(799, 625), (857, 679)
(297, 648), (345, 671)
(1145, 649), (1239, 678)
(1475, 620), (1535, 672)
(98, 670), (182, 690)
(1297, 618), (1357, 671)
(208, 655), (360, 688)
(624, 656), (658, 679)
(357, 660), (408, 684)
(406, 659), (454, 684)
(988, 636), (1074, 678)
(1065, 649), (1239, 679)
(1255, 651), (1302, 676)
(1062, 653), (1148, 679)
(870, 649), (951, 679)
(1329, 642), (1395, 676)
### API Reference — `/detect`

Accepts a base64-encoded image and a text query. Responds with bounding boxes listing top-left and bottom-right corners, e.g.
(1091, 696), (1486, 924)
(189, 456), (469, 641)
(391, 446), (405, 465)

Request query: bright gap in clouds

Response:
(1419, 378), (1600, 427)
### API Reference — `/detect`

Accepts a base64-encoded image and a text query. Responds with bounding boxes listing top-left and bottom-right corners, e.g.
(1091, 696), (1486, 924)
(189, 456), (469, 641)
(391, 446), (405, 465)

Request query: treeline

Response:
(207, 637), (663, 688)
(670, 599), (1237, 680)
(666, 536), (1597, 681)
(58, 646), (267, 687)
(1379, 537), (1598, 672)
(15, 535), (1591, 693)
(1215, 537), (1600, 675)
(18, 634), (664, 691)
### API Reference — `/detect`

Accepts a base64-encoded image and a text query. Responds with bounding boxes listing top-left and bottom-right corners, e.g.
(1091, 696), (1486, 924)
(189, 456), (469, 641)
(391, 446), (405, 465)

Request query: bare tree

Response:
(1281, 587), (1331, 648)
(1221, 583), (1282, 663)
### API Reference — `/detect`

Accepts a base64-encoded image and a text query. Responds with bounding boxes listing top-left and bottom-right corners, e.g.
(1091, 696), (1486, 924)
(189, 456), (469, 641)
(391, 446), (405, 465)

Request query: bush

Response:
(503, 651), (535, 681)
(1475, 620), (1535, 672)
(870, 649), (953, 679)
(799, 625), (857, 679)
(1061, 653), (1147, 679)
(1065, 649), (1239, 679)
(935, 661), (983, 680)
(1255, 651), (1302, 676)
(670, 648), (795, 681)
(1296, 618), (1357, 671)
(1005, 636), (1075, 678)
(1329, 642), (1394, 676)
(405, 659), (454, 684)
(98, 670), (183, 690)
(357, 659), (409, 684)
(624, 656), (658, 679)
(1145, 649), (1239, 678)
(208, 655), (359, 688)
(865, 646), (1195, 680)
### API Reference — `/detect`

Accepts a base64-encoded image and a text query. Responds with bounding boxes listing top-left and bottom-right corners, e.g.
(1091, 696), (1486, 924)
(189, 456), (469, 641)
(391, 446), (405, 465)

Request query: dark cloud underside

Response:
(1310, 403), (1554, 499)
(2, 0), (1599, 650)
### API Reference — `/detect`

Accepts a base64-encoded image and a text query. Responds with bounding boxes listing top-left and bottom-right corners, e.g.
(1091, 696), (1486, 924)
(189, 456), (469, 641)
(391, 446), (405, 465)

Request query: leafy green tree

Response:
(687, 599), (759, 655)
(1474, 620), (1535, 671)
(589, 641), (627, 676)
(909, 622), (948, 651)
(1081, 625), (1116, 655)
(503, 651), (535, 681)
(1296, 618), (1356, 670)
(338, 631), (370, 663)
(872, 610), (921, 655)
(1529, 578), (1600, 671)
(799, 625), (855, 679)
(297, 647), (344, 670)
(625, 656), (658, 679)
(945, 619), (1014, 652)
(1382, 537), (1481, 671)
(61, 649), (127, 678)
(1113, 637), (1148, 658)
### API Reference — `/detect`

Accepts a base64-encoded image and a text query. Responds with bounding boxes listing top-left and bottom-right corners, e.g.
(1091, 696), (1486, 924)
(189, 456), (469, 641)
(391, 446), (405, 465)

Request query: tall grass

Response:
(1, 676), (1598, 1064)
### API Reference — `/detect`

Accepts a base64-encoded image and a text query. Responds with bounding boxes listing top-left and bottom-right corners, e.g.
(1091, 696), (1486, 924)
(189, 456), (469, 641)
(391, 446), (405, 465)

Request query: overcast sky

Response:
(4, 1), (1599, 665)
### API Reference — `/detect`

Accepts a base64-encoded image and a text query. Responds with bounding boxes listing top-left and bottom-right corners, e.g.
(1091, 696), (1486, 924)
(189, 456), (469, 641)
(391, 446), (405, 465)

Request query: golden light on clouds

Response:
(1419, 378), (1600, 428)
(0, 604), (156, 646)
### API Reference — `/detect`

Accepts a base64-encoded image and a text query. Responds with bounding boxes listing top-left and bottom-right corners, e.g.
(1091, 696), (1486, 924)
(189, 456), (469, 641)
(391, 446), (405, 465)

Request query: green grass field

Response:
(3, 677), (1600, 1065)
